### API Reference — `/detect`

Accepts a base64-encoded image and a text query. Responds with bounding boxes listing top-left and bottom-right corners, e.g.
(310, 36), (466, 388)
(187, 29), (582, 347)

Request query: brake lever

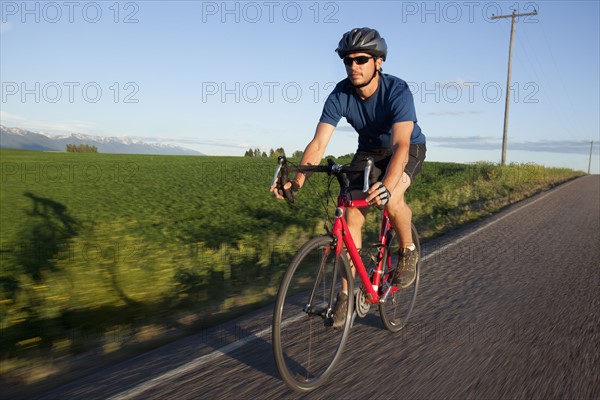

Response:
(270, 156), (284, 188)
(363, 157), (373, 192)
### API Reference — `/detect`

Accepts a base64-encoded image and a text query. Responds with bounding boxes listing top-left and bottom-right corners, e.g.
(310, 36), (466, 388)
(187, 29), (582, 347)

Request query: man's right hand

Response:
(270, 178), (299, 201)
(366, 181), (390, 206)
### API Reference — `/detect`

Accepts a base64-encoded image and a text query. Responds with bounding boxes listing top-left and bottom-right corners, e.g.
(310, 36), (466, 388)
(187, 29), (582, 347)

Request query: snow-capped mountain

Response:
(0, 126), (204, 156)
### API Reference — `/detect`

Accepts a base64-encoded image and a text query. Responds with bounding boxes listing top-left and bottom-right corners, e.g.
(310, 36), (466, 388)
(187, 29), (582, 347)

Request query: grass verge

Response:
(0, 149), (585, 395)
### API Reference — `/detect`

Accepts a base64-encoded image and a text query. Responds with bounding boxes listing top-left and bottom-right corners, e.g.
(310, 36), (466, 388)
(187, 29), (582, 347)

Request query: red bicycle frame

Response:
(331, 194), (396, 305)
(272, 155), (399, 304)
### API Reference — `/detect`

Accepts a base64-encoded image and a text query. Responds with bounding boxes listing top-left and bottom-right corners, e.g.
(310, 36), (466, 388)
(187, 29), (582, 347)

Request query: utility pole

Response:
(588, 140), (594, 174)
(492, 9), (538, 165)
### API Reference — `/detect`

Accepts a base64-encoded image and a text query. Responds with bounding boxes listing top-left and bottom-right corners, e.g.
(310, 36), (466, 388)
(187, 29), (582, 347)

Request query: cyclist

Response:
(271, 27), (426, 328)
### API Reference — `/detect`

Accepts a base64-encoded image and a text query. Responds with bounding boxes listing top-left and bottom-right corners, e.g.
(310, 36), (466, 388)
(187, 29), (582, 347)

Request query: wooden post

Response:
(491, 10), (538, 165)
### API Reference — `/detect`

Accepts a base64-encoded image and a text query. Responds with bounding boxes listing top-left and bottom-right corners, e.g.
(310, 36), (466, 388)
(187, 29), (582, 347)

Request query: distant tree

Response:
(244, 148), (258, 157)
(244, 148), (268, 157)
(268, 147), (285, 158)
(292, 150), (304, 158)
(67, 144), (98, 153)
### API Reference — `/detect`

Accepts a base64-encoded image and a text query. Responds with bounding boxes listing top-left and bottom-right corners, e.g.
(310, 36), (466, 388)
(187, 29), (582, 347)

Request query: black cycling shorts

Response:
(347, 144), (426, 190)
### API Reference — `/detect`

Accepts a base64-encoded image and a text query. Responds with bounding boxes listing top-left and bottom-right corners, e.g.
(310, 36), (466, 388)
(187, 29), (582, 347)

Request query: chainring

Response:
(354, 288), (371, 318)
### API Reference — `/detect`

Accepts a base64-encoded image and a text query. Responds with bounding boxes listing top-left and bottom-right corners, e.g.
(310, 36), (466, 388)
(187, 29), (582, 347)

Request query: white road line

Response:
(108, 313), (305, 400)
(109, 178), (577, 399)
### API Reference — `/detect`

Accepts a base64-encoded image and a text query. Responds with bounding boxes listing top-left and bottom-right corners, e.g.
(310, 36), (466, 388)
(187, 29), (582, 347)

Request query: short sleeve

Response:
(389, 83), (417, 124)
(319, 91), (343, 127)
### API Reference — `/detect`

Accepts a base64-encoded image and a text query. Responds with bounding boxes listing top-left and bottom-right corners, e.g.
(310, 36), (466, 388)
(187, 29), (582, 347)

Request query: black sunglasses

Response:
(343, 56), (374, 66)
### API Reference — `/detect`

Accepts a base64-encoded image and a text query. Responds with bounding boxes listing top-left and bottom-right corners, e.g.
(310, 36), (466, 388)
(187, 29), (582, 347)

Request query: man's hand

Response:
(270, 178), (299, 201)
(366, 181), (390, 207)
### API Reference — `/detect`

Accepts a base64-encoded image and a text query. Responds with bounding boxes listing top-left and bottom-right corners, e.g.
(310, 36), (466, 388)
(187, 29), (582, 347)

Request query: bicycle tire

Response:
(272, 235), (354, 392)
(378, 224), (420, 332)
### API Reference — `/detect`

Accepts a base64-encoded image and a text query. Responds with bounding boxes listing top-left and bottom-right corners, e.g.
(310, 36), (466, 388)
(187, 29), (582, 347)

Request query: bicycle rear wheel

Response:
(378, 224), (420, 332)
(272, 235), (353, 392)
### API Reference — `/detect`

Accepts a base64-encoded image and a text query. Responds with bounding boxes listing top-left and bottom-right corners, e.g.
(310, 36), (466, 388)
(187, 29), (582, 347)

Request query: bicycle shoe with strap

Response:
(331, 292), (349, 329)
(393, 246), (418, 288)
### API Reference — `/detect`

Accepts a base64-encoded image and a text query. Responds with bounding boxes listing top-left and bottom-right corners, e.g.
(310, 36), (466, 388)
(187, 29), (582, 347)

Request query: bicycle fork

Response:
(302, 245), (339, 321)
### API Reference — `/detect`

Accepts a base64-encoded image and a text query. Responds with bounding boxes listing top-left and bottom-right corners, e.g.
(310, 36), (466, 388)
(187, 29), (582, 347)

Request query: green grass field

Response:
(0, 148), (585, 385)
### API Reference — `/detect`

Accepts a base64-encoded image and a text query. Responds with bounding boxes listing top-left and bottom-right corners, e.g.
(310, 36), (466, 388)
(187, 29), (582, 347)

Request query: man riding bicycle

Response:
(271, 27), (426, 328)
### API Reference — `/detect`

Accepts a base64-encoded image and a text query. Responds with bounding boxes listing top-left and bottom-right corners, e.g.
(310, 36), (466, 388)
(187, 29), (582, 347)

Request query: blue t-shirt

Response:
(320, 73), (426, 150)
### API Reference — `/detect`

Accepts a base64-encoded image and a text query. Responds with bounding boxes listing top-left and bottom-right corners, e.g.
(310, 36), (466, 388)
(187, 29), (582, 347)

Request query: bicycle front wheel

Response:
(272, 235), (353, 392)
(378, 224), (420, 332)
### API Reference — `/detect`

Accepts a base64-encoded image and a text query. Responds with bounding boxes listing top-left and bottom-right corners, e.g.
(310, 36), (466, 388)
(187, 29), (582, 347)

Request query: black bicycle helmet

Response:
(335, 27), (388, 61)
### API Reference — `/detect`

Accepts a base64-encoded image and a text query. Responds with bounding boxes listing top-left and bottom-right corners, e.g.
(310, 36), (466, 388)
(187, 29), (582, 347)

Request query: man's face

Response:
(343, 52), (381, 87)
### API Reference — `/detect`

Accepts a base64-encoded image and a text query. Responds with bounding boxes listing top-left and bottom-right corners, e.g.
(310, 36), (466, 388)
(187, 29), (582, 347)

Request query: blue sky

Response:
(1, 0), (599, 172)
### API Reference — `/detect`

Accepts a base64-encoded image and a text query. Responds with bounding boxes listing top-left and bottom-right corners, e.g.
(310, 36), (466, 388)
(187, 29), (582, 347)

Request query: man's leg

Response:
(386, 172), (413, 247)
(386, 172), (419, 288)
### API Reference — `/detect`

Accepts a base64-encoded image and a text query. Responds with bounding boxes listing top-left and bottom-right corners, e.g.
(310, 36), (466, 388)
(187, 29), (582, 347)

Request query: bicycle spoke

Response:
(272, 236), (353, 392)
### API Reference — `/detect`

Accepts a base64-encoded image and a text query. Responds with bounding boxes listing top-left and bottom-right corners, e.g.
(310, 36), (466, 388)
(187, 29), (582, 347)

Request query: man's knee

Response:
(346, 207), (366, 223)
(386, 173), (410, 202)
(386, 187), (410, 216)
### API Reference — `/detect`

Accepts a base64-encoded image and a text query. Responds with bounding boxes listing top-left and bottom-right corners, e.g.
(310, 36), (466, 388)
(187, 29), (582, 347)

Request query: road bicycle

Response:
(270, 156), (421, 392)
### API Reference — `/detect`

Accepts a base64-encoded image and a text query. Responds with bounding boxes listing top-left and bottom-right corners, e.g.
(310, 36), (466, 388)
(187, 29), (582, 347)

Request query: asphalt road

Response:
(34, 175), (600, 399)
